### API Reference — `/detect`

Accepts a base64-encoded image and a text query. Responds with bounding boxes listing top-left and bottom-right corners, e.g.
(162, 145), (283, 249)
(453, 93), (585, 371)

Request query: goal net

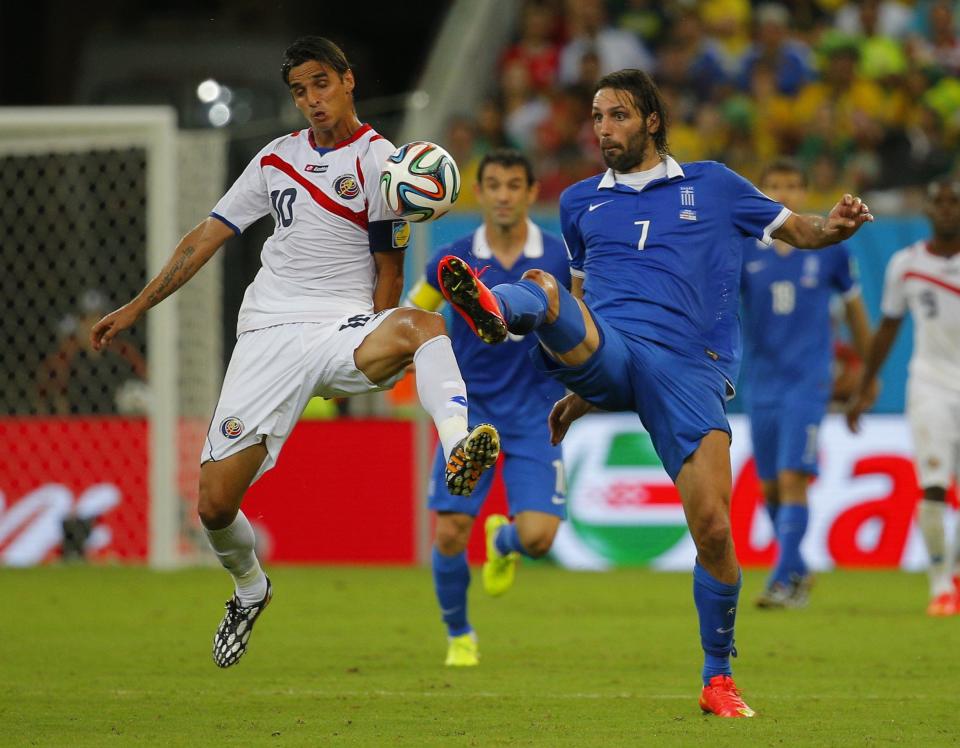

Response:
(0, 108), (226, 568)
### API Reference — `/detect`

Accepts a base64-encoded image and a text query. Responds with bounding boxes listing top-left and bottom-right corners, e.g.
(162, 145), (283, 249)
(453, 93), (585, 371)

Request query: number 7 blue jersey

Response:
(559, 158), (789, 386)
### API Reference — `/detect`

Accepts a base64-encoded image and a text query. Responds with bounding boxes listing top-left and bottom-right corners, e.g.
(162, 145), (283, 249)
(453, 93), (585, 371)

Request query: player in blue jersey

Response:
(740, 160), (872, 609)
(437, 69), (873, 716)
(407, 149), (570, 667)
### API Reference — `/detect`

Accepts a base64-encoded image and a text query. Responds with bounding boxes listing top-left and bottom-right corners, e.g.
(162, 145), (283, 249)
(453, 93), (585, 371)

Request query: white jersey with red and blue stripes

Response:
(881, 240), (960, 392)
(211, 124), (407, 335)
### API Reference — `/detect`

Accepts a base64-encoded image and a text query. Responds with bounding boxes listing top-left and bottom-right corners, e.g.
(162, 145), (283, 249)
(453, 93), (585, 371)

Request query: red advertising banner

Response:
(2, 415), (953, 569)
(0, 418), (149, 564)
(241, 420), (418, 564)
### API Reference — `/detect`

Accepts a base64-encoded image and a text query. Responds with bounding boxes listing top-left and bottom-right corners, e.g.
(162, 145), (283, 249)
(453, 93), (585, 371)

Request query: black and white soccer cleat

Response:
(212, 577), (272, 668)
(445, 423), (501, 496)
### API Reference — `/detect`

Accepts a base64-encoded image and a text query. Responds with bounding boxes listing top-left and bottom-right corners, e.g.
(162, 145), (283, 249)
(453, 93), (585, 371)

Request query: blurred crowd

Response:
(446, 0), (960, 212)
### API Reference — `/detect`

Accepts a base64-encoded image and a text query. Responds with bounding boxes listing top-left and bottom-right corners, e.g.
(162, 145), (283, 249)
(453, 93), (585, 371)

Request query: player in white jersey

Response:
(90, 36), (501, 666)
(848, 180), (960, 616)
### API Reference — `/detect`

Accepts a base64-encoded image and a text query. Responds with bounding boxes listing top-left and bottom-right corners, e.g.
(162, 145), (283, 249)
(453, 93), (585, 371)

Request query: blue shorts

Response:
(749, 397), (826, 480)
(530, 311), (730, 481)
(428, 431), (566, 519)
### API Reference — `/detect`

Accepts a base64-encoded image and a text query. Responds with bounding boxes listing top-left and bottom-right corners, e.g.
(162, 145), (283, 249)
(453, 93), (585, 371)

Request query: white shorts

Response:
(201, 309), (403, 482)
(907, 377), (960, 488)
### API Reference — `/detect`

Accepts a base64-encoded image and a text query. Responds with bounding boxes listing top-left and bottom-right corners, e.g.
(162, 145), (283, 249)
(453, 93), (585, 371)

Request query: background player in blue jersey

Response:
(407, 149), (571, 667)
(437, 69), (873, 717)
(740, 160), (872, 609)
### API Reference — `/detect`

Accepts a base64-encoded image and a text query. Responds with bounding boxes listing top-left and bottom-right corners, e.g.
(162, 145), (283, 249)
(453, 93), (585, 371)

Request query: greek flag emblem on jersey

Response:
(680, 185), (695, 206)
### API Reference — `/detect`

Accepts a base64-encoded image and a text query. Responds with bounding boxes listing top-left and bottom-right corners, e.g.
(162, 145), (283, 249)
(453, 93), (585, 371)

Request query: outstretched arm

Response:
(91, 216), (234, 351)
(773, 194), (874, 249)
(846, 316), (902, 433)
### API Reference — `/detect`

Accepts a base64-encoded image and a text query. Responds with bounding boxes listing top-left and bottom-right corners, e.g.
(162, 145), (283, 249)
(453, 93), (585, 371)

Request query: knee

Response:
(520, 531), (555, 558)
(435, 515), (471, 556)
(778, 471), (809, 499)
(396, 309), (447, 352)
(520, 269), (559, 302)
(517, 518), (560, 558)
(689, 512), (732, 562)
(198, 473), (239, 530)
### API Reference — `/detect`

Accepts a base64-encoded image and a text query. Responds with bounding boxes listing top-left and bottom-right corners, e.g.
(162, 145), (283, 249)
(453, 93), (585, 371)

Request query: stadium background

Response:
(6, 2), (960, 745)
(2, 1), (958, 569)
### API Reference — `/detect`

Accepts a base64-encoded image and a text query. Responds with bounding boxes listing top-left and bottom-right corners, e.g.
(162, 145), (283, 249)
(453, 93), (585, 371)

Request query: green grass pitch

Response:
(2, 565), (958, 746)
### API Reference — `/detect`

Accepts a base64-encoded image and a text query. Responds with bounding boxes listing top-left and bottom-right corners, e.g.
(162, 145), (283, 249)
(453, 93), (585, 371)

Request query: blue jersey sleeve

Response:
(424, 244), (455, 292)
(559, 189), (586, 277)
(830, 243), (858, 297)
(722, 165), (790, 245)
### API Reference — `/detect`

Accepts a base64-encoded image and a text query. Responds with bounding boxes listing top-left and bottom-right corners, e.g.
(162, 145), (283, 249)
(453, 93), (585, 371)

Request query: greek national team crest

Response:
(392, 220), (411, 249)
(334, 174), (360, 199)
(679, 185), (696, 221)
(220, 417), (244, 439)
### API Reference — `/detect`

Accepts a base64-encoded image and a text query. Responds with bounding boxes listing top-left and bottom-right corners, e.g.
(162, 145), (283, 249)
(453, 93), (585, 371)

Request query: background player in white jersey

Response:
(406, 149), (570, 667)
(848, 179), (960, 616)
(89, 36), (500, 666)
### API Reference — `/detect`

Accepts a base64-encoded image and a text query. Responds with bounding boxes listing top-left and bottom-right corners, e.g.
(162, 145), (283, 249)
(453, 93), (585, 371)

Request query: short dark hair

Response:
(759, 158), (808, 188)
(281, 36), (351, 85)
(594, 69), (670, 156)
(476, 148), (536, 186)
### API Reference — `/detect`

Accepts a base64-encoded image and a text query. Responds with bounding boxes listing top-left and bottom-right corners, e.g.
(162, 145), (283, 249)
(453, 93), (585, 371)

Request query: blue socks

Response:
(772, 504), (809, 585)
(491, 280), (547, 334)
(492, 280), (587, 354)
(494, 522), (532, 558)
(693, 560), (742, 685)
(431, 547), (471, 636)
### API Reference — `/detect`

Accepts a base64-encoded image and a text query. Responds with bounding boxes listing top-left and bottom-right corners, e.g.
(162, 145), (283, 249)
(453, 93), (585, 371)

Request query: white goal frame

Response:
(0, 107), (180, 568)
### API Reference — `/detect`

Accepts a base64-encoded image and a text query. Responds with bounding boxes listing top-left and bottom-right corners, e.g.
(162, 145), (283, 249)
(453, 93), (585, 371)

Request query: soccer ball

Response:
(379, 141), (461, 222)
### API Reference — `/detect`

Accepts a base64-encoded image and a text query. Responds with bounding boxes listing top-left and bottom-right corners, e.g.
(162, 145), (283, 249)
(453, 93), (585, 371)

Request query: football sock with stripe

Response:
(494, 522), (532, 558)
(693, 560), (741, 686)
(432, 547), (472, 636)
(203, 510), (268, 607)
(414, 335), (469, 460)
(772, 504), (809, 585)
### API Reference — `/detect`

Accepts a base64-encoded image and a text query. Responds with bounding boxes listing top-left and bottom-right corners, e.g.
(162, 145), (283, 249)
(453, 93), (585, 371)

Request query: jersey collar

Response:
(597, 155), (685, 190)
(308, 123), (373, 154)
(472, 219), (543, 260)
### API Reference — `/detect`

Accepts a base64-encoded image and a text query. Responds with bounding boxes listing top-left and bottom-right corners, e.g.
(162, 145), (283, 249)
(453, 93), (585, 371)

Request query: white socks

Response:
(918, 499), (952, 597)
(414, 335), (469, 460)
(204, 510), (268, 606)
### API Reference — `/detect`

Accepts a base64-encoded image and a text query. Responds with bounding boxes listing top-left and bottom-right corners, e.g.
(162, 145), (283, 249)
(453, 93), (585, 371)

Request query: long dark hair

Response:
(594, 69), (670, 156)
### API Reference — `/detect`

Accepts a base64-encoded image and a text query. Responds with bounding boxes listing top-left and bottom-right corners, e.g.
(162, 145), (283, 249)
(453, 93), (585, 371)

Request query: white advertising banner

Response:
(551, 414), (954, 571)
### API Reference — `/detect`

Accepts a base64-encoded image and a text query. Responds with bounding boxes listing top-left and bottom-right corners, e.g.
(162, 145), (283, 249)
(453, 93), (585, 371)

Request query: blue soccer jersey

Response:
(560, 158), (790, 386)
(424, 220), (571, 430)
(740, 239), (858, 405)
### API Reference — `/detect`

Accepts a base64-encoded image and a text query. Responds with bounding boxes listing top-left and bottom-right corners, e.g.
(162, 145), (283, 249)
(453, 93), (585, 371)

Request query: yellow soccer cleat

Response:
(482, 514), (518, 597)
(445, 632), (479, 667)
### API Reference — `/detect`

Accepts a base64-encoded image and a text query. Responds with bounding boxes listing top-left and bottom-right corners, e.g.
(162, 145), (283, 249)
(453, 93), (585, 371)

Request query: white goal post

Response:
(0, 107), (225, 568)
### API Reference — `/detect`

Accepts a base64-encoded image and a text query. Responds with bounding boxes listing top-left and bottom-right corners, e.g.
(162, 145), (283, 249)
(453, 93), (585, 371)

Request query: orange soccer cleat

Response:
(926, 591), (959, 617)
(699, 675), (756, 718)
(437, 255), (508, 344)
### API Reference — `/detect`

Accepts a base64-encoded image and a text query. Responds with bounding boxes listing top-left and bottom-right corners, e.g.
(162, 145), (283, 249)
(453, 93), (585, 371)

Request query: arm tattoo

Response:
(146, 245), (197, 307)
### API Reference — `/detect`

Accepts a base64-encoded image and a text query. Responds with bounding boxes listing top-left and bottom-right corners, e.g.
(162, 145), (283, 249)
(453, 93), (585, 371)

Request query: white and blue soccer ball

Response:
(379, 141), (460, 222)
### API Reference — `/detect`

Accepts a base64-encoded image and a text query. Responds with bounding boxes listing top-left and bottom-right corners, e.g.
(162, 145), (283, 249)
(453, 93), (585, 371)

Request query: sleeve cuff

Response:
(842, 284), (862, 302)
(760, 207), (792, 245)
(210, 212), (241, 236)
(570, 267), (586, 279)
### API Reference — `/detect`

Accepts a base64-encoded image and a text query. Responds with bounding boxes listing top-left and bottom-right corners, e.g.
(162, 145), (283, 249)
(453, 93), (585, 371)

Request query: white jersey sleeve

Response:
(880, 249), (909, 318)
(210, 141), (276, 234)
